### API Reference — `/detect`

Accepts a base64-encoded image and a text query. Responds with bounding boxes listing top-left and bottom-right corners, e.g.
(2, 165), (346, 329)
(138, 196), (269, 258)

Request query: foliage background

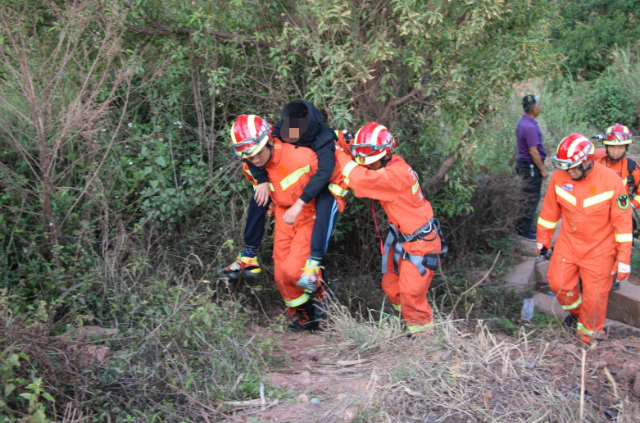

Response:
(2, 0), (640, 420)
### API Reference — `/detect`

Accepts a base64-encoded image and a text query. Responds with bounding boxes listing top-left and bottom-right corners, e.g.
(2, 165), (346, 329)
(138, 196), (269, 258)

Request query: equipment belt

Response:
(381, 219), (448, 276)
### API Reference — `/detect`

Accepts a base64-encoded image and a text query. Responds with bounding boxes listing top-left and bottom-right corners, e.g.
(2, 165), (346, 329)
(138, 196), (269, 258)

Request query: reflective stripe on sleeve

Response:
(284, 293), (310, 308)
(411, 181), (420, 195)
(537, 217), (559, 229)
(583, 190), (614, 208)
(342, 161), (358, 185)
(561, 295), (582, 311)
(328, 183), (348, 197)
(577, 322), (593, 336)
(554, 185), (577, 206)
(615, 233), (633, 242)
(280, 165), (311, 190)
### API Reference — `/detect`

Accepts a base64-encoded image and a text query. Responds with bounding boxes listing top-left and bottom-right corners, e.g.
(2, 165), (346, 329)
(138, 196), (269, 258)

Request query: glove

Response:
(537, 242), (548, 256)
(614, 262), (631, 282)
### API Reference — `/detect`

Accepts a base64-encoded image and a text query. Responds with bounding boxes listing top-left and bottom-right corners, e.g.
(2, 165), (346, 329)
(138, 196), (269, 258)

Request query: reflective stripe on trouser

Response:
(547, 249), (615, 338)
(381, 250), (435, 330)
(562, 295), (582, 311)
(408, 322), (434, 334)
(273, 205), (315, 308)
(391, 303), (401, 312)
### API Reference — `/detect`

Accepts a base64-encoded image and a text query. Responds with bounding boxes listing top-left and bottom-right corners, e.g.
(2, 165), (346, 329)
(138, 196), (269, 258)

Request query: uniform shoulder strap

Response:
(627, 157), (637, 175)
(626, 157), (638, 195)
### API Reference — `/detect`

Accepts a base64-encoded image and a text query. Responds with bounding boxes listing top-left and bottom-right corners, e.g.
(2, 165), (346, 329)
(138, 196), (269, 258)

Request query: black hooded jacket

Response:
(246, 99), (337, 203)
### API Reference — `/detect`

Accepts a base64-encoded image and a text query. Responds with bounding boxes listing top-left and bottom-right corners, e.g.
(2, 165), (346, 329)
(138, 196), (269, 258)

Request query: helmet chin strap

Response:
(572, 160), (593, 181)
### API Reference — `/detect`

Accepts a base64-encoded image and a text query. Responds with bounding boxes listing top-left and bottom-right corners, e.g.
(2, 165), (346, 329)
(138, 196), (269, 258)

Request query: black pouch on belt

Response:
(422, 254), (439, 271)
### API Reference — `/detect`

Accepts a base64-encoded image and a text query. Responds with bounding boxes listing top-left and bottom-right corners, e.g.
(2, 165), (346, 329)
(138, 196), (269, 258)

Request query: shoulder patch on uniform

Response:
(617, 194), (630, 209)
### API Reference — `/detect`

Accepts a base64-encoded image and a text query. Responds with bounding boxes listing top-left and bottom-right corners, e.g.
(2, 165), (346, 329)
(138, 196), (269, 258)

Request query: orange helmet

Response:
(230, 114), (271, 158)
(351, 122), (396, 165)
(551, 133), (595, 170)
(604, 123), (633, 145)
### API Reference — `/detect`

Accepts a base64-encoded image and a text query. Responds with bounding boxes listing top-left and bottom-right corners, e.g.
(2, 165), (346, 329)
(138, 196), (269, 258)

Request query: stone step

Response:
(535, 259), (549, 286)
(607, 281), (640, 328)
(533, 290), (640, 332)
(504, 257), (537, 293)
(515, 239), (538, 257)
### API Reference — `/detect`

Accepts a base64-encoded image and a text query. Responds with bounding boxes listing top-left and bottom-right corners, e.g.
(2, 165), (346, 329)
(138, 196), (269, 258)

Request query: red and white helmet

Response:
(551, 133), (595, 170)
(351, 122), (396, 165)
(604, 123), (633, 145)
(230, 114), (271, 158)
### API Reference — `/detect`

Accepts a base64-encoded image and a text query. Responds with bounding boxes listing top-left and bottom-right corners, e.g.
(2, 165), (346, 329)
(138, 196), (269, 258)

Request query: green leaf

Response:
(155, 156), (167, 167)
(150, 180), (159, 189)
(33, 408), (46, 423)
(4, 383), (15, 397)
(8, 354), (20, 367)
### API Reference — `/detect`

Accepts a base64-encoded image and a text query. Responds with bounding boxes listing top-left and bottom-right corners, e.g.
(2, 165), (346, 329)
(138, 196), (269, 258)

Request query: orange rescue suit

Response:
(242, 139), (348, 309)
(336, 149), (442, 333)
(594, 148), (640, 208)
(537, 162), (632, 341)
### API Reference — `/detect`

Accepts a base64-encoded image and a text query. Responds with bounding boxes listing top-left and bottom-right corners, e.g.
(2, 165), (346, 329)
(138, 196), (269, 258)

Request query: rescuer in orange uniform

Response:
(335, 122), (446, 335)
(537, 133), (632, 344)
(593, 123), (640, 291)
(229, 114), (348, 331)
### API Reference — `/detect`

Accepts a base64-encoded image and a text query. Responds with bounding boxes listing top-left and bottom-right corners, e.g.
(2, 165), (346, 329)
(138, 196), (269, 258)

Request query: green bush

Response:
(581, 77), (638, 130)
(551, 0), (640, 80)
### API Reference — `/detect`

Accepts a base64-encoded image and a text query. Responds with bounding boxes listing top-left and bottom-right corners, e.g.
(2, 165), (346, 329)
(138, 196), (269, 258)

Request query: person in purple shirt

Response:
(515, 94), (548, 241)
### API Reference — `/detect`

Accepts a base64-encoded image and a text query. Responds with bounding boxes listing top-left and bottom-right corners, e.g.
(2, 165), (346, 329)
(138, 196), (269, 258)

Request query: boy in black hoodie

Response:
(220, 100), (341, 294)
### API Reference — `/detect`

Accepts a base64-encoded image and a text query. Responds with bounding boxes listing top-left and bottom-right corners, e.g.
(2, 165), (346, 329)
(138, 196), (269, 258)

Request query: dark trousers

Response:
(516, 161), (543, 236)
(243, 186), (339, 259)
(244, 195), (270, 248)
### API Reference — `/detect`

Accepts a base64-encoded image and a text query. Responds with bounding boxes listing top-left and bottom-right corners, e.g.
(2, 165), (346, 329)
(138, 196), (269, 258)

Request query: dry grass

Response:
(325, 304), (640, 423)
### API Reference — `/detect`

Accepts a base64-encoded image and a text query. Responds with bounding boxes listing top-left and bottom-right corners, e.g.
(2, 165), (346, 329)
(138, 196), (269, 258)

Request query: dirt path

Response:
(245, 326), (405, 422)
(222, 324), (640, 422)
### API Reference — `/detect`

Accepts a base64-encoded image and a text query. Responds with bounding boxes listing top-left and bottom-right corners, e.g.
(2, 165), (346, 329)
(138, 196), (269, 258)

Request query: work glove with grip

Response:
(613, 262), (631, 282)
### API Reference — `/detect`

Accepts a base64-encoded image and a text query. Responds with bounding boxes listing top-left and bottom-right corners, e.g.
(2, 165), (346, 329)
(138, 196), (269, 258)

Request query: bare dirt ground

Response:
(222, 323), (640, 422)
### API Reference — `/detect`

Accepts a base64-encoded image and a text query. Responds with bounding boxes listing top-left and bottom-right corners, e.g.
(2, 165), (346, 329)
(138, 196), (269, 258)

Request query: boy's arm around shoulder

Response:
(299, 142), (335, 203)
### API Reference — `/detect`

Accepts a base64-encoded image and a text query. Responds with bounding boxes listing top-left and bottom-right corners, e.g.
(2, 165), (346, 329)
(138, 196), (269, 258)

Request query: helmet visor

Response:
(350, 143), (393, 159)
(232, 131), (269, 158)
(551, 155), (582, 171)
(605, 132), (633, 143)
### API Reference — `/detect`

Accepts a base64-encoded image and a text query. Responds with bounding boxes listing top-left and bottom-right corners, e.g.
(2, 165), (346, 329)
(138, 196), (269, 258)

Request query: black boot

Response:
(287, 301), (319, 332)
(311, 278), (337, 321)
(563, 314), (578, 329)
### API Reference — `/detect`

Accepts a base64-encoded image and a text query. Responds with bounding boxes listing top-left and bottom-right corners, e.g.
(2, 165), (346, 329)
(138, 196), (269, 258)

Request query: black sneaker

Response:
(563, 314), (578, 329)
(611, 281), (621, 291)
